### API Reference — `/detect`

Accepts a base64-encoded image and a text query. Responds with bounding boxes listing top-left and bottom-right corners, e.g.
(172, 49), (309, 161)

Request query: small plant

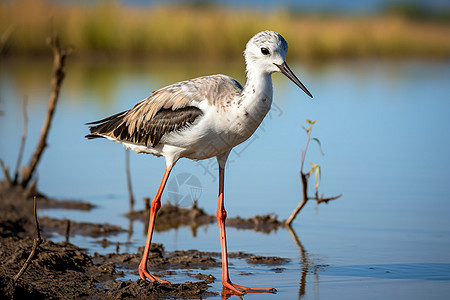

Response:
(285, 119), (341, 226)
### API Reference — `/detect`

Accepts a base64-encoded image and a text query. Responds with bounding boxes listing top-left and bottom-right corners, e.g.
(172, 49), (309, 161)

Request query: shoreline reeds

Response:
(1, 0), (449, 60)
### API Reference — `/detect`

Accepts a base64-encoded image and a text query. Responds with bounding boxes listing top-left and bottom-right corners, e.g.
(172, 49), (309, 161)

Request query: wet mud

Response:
(126, 200), (216, 233)
(0, 182), (288, 299)
(227, 214), (283, 233)
(127, 200), (284, 234)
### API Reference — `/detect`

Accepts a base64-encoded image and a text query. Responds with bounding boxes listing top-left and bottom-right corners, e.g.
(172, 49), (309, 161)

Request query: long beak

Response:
(275, 62), (313, 98)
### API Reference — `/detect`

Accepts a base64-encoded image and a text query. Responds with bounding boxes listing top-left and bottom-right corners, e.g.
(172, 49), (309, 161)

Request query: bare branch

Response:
(0, 24), (15, 55)
(315, 193), (342, 204)
(13, 96), (28, 184)
(34, 196), (42, 241)
(12, 196), (42, 284)
(0, 158), (12, 186)
(125, 149), (135, 212)
(285, 172), (309, 226)
(11, 239), (39, 285)
(65, 219), (71, 243)
(300, 125), (312, 175)
(21, 31), (72, 187)
(285, 199), (307, 226)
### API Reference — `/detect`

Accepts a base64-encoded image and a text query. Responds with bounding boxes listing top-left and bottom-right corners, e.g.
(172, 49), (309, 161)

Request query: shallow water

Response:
(1, 58), (450, 299)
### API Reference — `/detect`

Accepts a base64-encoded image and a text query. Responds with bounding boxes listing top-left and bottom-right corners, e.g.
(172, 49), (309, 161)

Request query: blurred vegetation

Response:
(1, 0), (449, 60)
(383, 2), (450, 22)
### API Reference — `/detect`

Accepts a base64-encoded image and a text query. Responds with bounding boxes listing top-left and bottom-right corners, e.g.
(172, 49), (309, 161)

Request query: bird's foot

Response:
(138, 264), (176, 284)
(223, 280), (277, 295)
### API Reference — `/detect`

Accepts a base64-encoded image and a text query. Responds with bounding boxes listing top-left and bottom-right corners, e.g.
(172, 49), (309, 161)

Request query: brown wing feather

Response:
(85, 74), (242, 147)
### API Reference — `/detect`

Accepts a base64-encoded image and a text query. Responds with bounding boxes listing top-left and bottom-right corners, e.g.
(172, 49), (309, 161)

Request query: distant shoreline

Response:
(1, 0), (449, 59)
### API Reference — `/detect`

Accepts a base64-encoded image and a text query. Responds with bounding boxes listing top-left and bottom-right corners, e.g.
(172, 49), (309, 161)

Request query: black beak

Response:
(275, 62), (313, 98)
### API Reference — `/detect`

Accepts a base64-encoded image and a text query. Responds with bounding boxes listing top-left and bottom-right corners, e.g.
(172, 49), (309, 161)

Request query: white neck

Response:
(231, 62), (274, 138)
(241, 62), (274, 115)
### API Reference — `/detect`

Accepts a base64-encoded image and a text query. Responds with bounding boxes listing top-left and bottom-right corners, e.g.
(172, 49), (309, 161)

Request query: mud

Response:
(0, 181), (288, 299)
(0, 237), (214, 299)
(126, 200), (215, 233)
(41, 217), (125, 239)
(127, 200), (284, 234)
(227, 214), (284, 233)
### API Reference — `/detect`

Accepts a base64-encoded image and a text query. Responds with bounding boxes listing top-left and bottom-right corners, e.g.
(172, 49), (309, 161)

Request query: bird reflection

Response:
(220, 287), (243, 300)
(220, 285), (277, 300)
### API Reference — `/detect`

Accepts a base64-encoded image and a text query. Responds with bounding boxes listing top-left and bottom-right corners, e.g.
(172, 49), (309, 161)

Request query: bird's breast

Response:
(160, 94), (272, 161)
(214, 94), (272, 148)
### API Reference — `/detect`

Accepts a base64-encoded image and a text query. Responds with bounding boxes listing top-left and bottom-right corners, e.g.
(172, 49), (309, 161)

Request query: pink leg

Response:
(138, 167), (173, 283)
(216, 166), (277, 295)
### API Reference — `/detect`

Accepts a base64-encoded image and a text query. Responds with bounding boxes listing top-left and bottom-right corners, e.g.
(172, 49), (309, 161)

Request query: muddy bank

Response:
(0, 183), (215, 298)
(227, 214), (284, 233)
(0, 182), (122, 240)
(127, 200), (285, 234)
(0, 182), (289, 298)
(1, 237), (287, 299)
(126, 200), (215, 233)
(0, 237), (215, 299)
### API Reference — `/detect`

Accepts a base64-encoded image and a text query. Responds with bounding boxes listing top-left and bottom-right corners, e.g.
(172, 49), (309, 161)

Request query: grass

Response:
(1, 0), (450, 60)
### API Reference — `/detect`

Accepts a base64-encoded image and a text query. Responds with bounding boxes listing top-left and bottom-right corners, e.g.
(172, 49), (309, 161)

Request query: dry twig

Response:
(65, 219), (71, 243)
(12, 196), (42, 284)
(314, 191), (343, 204)
(21, 31), (72, 187)
(0, 24), (15, 55)
(13, 96), (28, 184)
(285, 172), (309, 226)
(125, 149), (135, 212)
(0, 158), (12, 186)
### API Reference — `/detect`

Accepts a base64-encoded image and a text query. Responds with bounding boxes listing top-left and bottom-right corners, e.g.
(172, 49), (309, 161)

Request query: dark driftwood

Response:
(20, 32), (72, 187)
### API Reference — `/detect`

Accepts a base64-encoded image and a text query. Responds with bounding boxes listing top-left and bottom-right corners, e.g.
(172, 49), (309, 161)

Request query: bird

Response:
(86, 30), (313, 295)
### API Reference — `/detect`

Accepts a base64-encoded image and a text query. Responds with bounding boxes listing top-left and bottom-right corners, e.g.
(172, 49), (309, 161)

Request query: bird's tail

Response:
(85, 110), (128, 140)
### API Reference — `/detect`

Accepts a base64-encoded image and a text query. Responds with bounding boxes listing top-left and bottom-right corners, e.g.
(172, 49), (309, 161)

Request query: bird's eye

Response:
(260, 47), (270, 55)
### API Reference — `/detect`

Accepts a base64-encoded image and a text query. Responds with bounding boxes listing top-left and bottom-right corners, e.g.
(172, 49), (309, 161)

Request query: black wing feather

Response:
(86, 106), (202, 147)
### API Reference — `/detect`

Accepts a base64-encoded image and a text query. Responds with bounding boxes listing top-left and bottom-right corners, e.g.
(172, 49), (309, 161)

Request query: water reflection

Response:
(286, 226), (324, 300)
(221, 288), (276, 300)
(322, 263), (450, 281)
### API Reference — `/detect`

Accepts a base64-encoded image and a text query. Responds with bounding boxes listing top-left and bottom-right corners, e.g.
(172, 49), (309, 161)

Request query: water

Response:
(1, 58), (450, 299)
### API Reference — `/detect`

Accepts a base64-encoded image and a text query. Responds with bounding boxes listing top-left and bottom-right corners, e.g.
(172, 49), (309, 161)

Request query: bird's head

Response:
(244, 30), (313, 98)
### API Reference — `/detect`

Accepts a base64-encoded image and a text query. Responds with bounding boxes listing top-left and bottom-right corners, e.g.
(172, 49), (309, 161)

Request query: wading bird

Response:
(86, 30), (312, 294)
